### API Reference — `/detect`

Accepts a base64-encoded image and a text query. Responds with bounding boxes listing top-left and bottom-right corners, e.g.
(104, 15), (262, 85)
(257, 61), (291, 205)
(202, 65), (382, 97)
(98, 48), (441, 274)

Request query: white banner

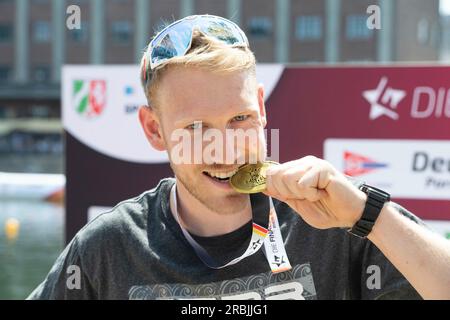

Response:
(324, 139), (450, 200)
(62, 65), (168, 163)
(62, 64), (284, 164)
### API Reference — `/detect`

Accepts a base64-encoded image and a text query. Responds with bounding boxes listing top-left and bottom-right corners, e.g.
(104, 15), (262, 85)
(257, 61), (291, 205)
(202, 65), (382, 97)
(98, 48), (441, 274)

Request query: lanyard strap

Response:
(263, 198), (292, 273)
(170, 184), (291, 273)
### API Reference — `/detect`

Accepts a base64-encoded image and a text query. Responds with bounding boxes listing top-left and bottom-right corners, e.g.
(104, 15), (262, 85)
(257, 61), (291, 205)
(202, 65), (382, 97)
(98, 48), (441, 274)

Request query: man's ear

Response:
(138, 105), (166, 151)
(257, 83), (267, 128)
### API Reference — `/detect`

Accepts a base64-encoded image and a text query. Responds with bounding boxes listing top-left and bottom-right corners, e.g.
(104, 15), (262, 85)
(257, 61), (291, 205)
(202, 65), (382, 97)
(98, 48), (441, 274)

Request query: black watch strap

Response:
(348, 184), (390, 238)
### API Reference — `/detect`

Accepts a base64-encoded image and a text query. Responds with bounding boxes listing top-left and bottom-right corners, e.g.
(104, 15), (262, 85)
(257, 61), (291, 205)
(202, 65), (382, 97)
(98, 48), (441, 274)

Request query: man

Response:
(29, 15), (434, 300)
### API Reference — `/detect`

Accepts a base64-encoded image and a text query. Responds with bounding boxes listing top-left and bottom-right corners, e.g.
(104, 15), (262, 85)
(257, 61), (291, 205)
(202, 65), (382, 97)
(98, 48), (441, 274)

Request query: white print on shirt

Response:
(128, 263), (317, 300)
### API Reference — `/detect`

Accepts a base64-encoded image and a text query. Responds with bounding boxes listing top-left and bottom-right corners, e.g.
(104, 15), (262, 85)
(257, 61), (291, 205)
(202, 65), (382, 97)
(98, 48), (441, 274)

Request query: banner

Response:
(324, 139), (450, 201)
(63, 64), (450, 243)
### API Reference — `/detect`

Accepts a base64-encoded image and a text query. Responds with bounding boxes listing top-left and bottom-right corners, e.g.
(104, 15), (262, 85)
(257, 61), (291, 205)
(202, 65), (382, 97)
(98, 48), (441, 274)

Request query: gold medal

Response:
(229, 161), (279, 193)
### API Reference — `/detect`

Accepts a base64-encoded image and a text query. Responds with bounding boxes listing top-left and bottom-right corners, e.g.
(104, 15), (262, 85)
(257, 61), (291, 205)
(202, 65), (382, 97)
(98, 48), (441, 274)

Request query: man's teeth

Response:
(205, 168), (239, 179)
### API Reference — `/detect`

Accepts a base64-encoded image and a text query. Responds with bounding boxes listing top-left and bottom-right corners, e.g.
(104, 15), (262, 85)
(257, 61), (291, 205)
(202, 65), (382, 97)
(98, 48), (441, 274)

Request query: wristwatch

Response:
(348, 184), (390, 238)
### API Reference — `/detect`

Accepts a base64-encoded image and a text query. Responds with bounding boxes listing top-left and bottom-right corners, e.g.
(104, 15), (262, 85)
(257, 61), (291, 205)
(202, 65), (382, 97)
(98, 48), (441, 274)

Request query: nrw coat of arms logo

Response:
(72, 80), (106, 118)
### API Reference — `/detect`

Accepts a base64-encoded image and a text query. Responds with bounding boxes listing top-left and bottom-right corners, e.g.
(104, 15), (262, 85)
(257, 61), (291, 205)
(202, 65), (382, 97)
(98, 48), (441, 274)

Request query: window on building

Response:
(33, 21), (51, 43)
(0, 24), (12, 42)
(417, 18), (430, 45)
(111, 21), (132, 44)
(0, 105), (6, 119)
(0, 105), (17, 118)
(0, 66), (11, 82)
(31, 105), (51, 118)
(247, 17), (272, 39)
(296, 16), (322, 41)
(70, 21), (89, 43)
(346, 15), (373, 40)
(33, 65), (51, 83)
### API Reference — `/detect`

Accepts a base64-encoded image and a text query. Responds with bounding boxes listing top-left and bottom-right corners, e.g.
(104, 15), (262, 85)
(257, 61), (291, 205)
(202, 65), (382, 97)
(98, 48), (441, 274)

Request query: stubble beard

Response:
(173, 167), (248, 215)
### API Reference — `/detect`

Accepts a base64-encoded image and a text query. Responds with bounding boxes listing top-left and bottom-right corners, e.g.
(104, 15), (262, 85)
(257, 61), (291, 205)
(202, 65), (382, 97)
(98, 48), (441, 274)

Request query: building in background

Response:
(442, 15), (450, 61)
(0, 0), (444, 164)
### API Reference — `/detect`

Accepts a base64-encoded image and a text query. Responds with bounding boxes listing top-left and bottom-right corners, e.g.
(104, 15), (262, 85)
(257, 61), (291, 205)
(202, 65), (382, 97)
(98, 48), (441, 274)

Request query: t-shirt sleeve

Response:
(26, 236), (97, 300)
(359, 239), (422, 300)
(345, 176), (425, 299)
(359, 201), (425, 300)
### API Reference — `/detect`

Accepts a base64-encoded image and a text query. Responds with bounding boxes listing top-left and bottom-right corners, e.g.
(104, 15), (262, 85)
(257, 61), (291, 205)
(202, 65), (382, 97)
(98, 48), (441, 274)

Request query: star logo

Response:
(272, 255), (286, 267)
(252, 239), (262, 250)
(362, 77), (406, 120)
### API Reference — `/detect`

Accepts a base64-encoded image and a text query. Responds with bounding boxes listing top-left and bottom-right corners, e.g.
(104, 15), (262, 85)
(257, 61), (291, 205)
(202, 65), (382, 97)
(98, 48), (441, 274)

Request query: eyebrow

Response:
(174, 105), (257, 127)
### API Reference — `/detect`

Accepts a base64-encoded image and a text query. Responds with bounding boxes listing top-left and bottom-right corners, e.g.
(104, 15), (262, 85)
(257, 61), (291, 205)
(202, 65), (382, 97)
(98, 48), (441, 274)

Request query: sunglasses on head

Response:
(142, 15), (249, 84)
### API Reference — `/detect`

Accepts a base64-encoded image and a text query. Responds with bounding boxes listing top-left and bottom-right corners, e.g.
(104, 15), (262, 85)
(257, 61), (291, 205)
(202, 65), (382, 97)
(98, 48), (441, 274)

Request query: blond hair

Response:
(140, 30), (256, 107)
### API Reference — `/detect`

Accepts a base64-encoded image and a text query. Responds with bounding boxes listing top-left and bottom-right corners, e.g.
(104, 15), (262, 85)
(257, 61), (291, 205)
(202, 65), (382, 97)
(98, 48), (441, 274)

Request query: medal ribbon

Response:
(170, 183), (291, 273)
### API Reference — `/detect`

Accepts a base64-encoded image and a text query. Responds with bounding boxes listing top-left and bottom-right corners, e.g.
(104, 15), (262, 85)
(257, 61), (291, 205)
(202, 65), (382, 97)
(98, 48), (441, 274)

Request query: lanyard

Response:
(170, 184), (291, 273)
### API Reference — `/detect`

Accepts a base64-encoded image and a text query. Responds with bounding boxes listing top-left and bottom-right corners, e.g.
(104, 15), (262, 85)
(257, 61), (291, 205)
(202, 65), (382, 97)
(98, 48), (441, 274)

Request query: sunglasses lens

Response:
(198, 17), (246, 45)
(151, 22), (193, 67)
(149, 15), (247, 71)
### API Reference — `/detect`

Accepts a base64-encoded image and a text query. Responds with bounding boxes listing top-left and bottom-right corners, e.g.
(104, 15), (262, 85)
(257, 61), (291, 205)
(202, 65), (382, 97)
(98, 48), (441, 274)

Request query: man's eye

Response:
(186, 121), (202, 130)
(233, 115), (249, 122)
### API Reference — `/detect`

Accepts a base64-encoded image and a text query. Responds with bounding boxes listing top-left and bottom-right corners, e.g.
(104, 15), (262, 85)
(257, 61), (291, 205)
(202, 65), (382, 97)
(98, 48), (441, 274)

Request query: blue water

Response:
(0, 200), (63, 299)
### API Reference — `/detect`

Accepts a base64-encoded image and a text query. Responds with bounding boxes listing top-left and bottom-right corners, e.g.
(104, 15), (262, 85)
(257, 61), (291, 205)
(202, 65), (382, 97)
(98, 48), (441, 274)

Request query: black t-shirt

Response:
(28, 178), (422, 300)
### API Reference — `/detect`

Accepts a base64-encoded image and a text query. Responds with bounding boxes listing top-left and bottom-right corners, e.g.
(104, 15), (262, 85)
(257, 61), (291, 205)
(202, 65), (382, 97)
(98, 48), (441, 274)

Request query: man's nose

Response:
(202, 128), (244, 165)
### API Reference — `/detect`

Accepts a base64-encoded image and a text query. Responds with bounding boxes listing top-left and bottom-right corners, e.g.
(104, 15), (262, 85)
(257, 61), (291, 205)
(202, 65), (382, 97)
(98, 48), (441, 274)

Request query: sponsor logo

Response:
(124, 85), (134, 96)
(363, 77), (406, 120)
(344, 151), (388, 177)
(252, 239), (262, 250)
(72, 79), (106, 118)
(363, 77), (450, 120)
(272, 255), (287, 268)
(412, 152), (450, 189)
(123, 85), (140, 114)
(324, 139), (450, 200)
